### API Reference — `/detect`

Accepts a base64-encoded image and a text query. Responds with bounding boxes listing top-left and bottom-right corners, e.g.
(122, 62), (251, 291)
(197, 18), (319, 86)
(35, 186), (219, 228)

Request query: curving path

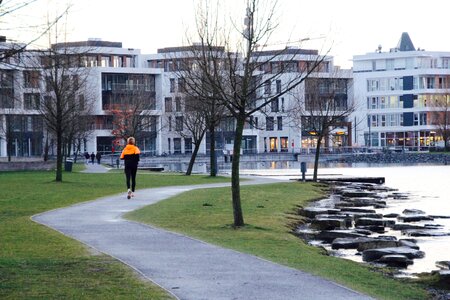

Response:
(32, 168), (373, 300)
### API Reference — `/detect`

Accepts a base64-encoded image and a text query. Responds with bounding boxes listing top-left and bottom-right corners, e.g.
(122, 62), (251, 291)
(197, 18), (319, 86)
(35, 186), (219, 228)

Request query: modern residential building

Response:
(146, 45), (352, 156)
(0, 38), (352, 159)
(353, 32), (449, 150)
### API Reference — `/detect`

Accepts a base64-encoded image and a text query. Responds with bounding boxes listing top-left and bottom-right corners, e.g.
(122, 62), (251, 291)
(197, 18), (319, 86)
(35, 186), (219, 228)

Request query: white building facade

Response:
(353, 33), (449, 150)
(0, 39), (352, 159)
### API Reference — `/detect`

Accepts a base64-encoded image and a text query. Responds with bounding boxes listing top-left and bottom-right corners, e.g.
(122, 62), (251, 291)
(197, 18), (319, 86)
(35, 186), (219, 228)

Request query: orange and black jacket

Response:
(120, 144), (141, 169)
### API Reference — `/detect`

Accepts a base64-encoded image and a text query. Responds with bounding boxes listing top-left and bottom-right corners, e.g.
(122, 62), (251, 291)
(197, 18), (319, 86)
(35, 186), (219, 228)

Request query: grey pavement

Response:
(80, 162), (111, 173)
(32, 176), (374, 300)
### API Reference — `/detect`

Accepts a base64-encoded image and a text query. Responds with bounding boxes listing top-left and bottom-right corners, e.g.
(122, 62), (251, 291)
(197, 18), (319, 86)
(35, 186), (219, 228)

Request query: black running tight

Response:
(125, 166), (138, 192)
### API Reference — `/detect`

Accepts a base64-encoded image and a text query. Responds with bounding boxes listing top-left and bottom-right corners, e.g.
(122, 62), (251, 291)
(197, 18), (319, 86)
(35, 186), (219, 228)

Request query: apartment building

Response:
(146, 45), (352, 156)
(353, 32), (449, 150)
(0, 38), (352, 159)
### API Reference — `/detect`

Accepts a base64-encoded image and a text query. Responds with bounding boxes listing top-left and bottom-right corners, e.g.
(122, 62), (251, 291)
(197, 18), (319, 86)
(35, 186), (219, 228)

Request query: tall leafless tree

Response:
(0, 0), (70, 63)
(174, 96), (207, 175)
(190, 0), (326, 226)
(28, 40), (94, 181)
(289, 73), (355, 181)
(168, 49), (228, 176)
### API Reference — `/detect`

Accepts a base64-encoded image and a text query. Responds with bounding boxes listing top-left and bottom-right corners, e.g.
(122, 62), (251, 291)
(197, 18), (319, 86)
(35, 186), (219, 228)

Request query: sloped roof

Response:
(397, 32), (415, 51)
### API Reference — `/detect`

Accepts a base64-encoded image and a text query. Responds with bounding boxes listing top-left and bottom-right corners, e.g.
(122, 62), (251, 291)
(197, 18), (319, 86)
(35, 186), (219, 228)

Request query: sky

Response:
(3, 0), (450, 69)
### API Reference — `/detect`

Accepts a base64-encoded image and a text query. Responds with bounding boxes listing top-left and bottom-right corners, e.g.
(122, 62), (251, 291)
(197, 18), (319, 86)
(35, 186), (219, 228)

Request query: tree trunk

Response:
(312, 136), (323, 181)
(186, 142), (202, 175)
(231, 114), (245, 227)
(55, 129), (63, 182)
(43, 134), (49, 162)
(209, 124), (216, 176)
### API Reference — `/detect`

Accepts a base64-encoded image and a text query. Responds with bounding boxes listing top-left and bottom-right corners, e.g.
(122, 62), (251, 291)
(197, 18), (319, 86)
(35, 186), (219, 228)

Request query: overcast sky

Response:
(3, 0), (450, 68)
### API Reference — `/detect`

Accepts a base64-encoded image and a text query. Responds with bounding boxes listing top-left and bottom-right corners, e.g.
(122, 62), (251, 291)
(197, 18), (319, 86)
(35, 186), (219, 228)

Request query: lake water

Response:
(239, 164), (450, 276)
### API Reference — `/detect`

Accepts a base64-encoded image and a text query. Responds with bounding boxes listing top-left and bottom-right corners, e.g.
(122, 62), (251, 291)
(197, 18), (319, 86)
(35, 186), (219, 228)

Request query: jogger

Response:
(120, 137), (141, 199)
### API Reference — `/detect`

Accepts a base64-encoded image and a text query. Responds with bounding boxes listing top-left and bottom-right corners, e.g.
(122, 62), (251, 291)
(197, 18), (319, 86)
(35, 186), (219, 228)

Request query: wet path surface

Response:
(33, 176), (373, 300)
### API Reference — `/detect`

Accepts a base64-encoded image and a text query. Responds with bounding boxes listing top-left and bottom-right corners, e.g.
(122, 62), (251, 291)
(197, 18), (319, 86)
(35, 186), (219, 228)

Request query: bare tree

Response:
(289, 73), (355, 181)
(430, 95), (450, 151)
(167, 50), (228, 176)
(29, 40), (94, 181)
(190, 0), (326, 226)
(0, 0), (70, 63)
(174, 96), (207, 175)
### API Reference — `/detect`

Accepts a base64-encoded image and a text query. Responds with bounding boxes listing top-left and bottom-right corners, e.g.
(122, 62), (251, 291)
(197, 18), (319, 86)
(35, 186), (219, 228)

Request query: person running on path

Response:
(120, 137), (141, 199)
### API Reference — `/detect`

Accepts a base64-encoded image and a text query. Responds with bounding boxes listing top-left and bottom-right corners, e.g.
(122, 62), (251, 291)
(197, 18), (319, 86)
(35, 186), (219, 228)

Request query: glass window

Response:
(280, 137), (288, 152)
(271, 97), (279, 112)
(173, 138), (181, 154)
(184, 138), (192, 154)
(178, 78), (185, 92)
(164, 97), (172, 112)
(170, 78), (175, 93)
(266, 117), (274, 131)
(175, 97), (181, 112)
(175, 116), (183, 131)
(269, 137), (278, 152)
(277, 116), (282, 130)
(24, 93), (40, 110)
(264, 80), (271, 94)
(23, 71), (40, 88)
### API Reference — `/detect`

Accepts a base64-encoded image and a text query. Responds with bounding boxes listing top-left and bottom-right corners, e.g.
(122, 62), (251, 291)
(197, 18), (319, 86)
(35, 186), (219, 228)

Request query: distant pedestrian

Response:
(90, 152), (95, 164)
(120, 137), (140, 199)
(96, 152), (102, 164)
(84, 152), (90, 164)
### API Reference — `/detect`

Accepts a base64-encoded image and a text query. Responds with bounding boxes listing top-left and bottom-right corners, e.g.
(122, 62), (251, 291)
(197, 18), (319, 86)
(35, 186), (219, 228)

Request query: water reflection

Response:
(163, 161), (450, 275)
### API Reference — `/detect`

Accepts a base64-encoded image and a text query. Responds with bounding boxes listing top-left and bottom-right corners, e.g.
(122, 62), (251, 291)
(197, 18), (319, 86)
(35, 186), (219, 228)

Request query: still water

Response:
(240, 163), (450, 275)
(162, 161), (449, 274)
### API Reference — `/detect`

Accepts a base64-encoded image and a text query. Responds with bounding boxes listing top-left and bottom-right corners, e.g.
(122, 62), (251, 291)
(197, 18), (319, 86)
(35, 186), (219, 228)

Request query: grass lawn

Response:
(0, 164), (228, 299)
(127, 182), (431, 300)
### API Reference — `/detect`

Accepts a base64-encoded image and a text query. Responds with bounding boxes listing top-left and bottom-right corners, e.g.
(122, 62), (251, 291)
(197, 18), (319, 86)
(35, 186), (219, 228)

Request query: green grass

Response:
(127, 182), (431, 300)
(0, 166), (228, 299)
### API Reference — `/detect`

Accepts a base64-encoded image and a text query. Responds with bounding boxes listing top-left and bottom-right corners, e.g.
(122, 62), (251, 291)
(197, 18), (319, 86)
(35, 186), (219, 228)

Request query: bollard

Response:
(300, 162), (307, 182)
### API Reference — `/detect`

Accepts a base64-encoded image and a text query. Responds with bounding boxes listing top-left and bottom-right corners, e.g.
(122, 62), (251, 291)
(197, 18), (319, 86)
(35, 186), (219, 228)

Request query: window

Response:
(101, 56), (110, 67)
(381, 115), (386, 127)
(277, 116), (283, 130)
(175, 116), (183, 131)
(281, 98), (285, 112)
(414, 113), (419, 126)
(173, 138), (181, 154)
(184, 138), (192, 154)
(380, 96), (386, 109)
(24, 93), (40, 110)
(175, 97), (181, 112)
(170, 78), (176, 93)
(165, 97), (172, 112)
(280, 137), (288, 152)
(264, 80), (271, 94)
(266, 117), (274, 131)
(178, 78), (185, 92)
(23, 71), (40, 88)
(386, 59), (394, 70)
(276, 80), (281, 93)
(269, 137), (278, 152)
(168, 116), (172, 131)
(271, 97), (279, 112)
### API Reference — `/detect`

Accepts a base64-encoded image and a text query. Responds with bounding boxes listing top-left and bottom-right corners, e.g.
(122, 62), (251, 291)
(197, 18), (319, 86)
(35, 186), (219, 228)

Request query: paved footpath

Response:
(32, 172), (373, 300)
